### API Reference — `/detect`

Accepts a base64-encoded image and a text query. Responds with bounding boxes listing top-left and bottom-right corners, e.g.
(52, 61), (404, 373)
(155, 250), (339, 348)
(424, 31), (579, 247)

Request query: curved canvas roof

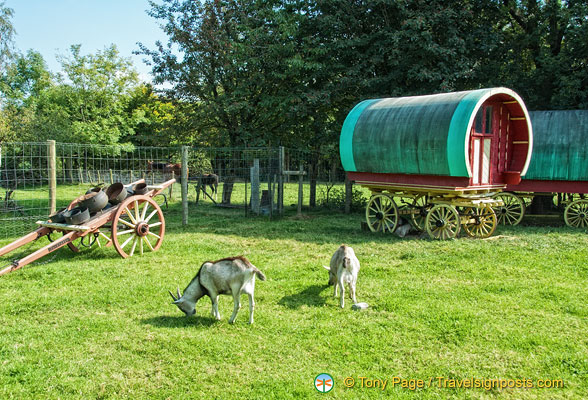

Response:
(340, 88), (532, 178)
(524, 110), (588, 181)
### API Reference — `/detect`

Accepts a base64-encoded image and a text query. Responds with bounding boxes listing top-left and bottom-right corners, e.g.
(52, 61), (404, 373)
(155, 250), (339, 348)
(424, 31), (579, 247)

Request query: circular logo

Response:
(314, 373), (334, 393)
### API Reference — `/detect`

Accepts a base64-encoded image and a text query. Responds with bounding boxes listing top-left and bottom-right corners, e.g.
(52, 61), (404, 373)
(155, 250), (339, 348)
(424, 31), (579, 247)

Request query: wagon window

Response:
(474, 106), (493, 135)
(484, 106), (493, 134)
(475, 109), (483, 133)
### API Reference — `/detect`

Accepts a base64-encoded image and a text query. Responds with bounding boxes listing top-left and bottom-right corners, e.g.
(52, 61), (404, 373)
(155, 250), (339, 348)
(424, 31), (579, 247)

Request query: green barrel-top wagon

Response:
(340, 87), (533, 239)
(492, 110), (588, 227)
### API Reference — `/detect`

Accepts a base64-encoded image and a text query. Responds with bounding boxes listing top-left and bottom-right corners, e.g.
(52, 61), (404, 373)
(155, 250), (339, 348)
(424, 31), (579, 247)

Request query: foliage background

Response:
(1, 0), (587, 150)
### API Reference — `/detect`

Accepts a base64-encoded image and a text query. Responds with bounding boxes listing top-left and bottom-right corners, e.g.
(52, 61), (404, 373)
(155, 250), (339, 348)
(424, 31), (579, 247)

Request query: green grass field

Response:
(0, 197), (587, 399)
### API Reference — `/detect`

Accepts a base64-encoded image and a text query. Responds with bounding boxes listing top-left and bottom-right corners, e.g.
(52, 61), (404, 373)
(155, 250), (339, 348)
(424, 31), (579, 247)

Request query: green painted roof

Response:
(340, 88), (529, 178)
(525, 110), (588, 181)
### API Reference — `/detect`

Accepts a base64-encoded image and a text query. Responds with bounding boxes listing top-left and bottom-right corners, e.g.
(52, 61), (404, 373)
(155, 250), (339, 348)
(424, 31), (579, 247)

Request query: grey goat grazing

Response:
(169, 256), (266, 324)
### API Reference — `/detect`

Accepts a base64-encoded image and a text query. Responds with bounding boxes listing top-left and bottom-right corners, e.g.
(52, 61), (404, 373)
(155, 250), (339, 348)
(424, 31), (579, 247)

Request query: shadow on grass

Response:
(278, 284), (330, 309)
(141, 315), (217, 328)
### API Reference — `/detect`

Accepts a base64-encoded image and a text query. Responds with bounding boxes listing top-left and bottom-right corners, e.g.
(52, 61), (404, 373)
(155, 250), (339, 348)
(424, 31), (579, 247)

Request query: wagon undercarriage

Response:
(492, 191), (588, 228)
(366, 189), (504, 240)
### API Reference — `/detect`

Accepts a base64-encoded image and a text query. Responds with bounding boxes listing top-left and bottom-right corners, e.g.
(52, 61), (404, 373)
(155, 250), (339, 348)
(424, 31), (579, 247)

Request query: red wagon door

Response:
(470, 102), (502, 186)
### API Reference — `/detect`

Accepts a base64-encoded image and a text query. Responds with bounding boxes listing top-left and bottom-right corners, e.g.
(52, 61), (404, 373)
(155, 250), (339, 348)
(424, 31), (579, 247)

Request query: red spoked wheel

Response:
(111, 195), (165, 258)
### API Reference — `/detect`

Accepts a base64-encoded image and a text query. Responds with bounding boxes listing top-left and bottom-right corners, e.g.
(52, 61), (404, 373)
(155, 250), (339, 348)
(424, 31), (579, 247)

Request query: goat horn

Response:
(168, 290), (177, 301)
(177, 286), (182, 299)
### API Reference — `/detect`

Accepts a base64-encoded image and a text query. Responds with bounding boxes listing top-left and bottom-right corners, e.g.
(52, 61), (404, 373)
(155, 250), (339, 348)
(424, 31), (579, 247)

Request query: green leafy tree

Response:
(478, 0), (588, 109)
(140, 0), (322, 148)
(0, 50), (53, 142)
(124, 84), (182, 147)
(0, 1), (15, 70)
(33, 44), (141, 144)
(0, 50), (53, 107)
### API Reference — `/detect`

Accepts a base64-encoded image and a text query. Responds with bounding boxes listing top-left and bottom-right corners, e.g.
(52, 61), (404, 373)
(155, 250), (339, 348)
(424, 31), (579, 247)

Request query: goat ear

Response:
(168, 290), (177, 301)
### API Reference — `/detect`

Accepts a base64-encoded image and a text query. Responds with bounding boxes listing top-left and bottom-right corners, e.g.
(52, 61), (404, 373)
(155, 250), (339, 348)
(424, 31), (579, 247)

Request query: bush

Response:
(318, 186), (367, 211)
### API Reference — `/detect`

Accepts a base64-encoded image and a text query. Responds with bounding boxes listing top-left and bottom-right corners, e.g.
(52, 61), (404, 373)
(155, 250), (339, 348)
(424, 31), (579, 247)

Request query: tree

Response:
(0, 50), (53, 142)
(124, 84), (182, 147)
(0, 1), (15, 70)
(0, 50), (53, 107)
(33, 44), (141, 144)
(140, 0), (322, 148)
(477, 0), (588, 109)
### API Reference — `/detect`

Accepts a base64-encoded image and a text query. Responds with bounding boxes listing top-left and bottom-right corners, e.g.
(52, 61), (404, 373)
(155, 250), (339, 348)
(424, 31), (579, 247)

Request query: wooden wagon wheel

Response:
(111, 195), (165, 258)
(410, 194), (430, 231)
(365, 193), (399, 233)
(564, 199), (588, 228)
(493, 192), (525, 226)
(462, 206), (497, 238)
(425, 204), (460, 239)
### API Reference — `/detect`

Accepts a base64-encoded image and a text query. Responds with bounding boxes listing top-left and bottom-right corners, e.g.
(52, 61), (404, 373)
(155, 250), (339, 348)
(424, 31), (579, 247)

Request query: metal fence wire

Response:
(0, 143), (50, 237)
(0, 141), (350, 239)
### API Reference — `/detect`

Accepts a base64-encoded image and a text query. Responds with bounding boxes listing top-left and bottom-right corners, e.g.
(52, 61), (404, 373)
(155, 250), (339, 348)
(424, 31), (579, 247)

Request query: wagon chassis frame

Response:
(0, 178), (175, 276)
(493, 191), (588, 228)
(365, 188), (504, 240)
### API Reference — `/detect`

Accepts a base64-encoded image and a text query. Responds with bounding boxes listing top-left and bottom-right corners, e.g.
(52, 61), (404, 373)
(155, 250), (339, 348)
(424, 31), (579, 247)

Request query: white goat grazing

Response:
(169, 256), (266, 324)
(323, 245), (360, 308)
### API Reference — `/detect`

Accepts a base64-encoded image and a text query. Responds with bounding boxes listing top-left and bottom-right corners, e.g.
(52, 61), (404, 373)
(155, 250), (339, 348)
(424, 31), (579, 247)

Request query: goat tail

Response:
(254, 269), (267, 281)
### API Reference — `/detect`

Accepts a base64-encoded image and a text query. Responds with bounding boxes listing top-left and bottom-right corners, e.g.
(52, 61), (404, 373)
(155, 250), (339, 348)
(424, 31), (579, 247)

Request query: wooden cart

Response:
(341, 88), (533, 239)
(493, 110), (588, 228)
(0, 178), (175, 276)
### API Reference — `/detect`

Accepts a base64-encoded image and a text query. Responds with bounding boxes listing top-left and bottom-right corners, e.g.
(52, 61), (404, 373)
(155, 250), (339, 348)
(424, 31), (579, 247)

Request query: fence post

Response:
(345, 175), (352, 214)
(169, 171), (175, 201)
(298, 163), (303, 217)
(47, 140), (57, 215)
(250, 159), (260, 214)
(278, 146), (284, 215)
(181, 146), (189, 226)
(267, 149), (273, 219)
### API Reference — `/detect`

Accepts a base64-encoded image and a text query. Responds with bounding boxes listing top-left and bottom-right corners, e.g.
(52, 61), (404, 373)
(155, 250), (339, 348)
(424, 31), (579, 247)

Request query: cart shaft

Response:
(0, 229), (81, 276)
(0, 227), (50, 258)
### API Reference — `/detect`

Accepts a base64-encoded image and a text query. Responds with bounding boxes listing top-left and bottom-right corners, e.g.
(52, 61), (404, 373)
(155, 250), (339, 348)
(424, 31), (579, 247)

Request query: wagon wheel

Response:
(493, 192), (525, 226)
(425, 204), (460, 240)
(365, 193), (399, 233)
(564, 199), (588, 228)
(410, 194), (430, 231)
(462, 206), (497, 238)
(111, 195), (165, 258)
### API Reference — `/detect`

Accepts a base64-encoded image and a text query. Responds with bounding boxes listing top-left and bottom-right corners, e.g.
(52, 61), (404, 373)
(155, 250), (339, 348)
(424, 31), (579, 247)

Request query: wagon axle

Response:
(434, 219), (446, 228)
(136, 222), (150, 237)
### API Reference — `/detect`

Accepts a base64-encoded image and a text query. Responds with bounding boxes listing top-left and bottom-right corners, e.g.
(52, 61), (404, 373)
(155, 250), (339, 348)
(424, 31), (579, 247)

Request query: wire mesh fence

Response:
(0, 142), (50, 237)
(55, 143), (183, 186)
(0, 141), (353, 239)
